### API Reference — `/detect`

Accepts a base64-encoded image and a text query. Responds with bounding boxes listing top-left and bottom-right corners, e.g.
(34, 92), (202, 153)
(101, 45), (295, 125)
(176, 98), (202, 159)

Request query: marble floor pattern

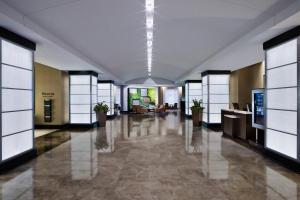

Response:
(1, 112), (300, 199)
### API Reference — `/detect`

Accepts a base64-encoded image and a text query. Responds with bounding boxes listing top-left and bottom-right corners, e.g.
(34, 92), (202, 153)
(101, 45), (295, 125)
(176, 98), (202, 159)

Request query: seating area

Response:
(131, 104), (170, 114)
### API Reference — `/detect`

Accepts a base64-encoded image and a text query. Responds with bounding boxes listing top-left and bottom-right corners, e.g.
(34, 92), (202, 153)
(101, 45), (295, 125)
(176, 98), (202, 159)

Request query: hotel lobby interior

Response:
(1, 0), (300, 199)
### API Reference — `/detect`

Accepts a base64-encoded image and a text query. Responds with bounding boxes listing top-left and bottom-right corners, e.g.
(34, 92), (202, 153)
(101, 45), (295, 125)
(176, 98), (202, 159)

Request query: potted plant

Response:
(94, 102), (109, 127)
(191, 99), (204, 126)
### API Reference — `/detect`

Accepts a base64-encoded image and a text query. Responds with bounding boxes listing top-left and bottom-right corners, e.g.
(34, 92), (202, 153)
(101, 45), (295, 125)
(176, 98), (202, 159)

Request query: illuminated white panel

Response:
(92, 95), (97, 104)
(203, 113), (208, 123)
(202, 76), (208, 85)
(203, 95), (208, 103)
(267, 63), (297, 88)
(267, 88), (297, 110)
(203, 85), (208, 95)
(1, 40), (32, 69)
(98, 96), (111, 103)
(209, 75), (229, 84)
(98, 89), (110, 96)
(266, 129), (297, 159)
(92, 76), (97, 85)
(70, 105), (91, 113)
(189, 89), (201, 96)
(2, 130), (33, 160)
(92, 113), (97, 123)
(2, 110), (32, 136)
(189, 83), (202, 90)
(203, 103), (208, 111)
(2, 89), (32, 112)
(70, 95), (90, 104)
(209, 104), (229, 114)
(267, 110), (297, 135)
(71, 114), (90, 124)
(209, 114), (221, 123)
(2, 65), (32, 89)
(210, 95), (229, 104)
(98, 83), (110, 90)
(92, 86), (97, 95)
(70, 85), (90, 94)
(267, 39), (297, 69)
(70, 75), (90, 84)
(209, 85), (229, 94)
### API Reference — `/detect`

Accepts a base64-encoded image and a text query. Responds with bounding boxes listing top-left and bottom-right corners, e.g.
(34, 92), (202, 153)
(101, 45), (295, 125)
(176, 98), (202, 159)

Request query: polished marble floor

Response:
(1, 112), (300, 200)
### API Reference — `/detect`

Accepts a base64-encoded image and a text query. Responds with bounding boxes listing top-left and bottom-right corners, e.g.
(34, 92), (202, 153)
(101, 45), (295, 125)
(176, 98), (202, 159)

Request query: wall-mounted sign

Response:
(42, 92), (55, 98)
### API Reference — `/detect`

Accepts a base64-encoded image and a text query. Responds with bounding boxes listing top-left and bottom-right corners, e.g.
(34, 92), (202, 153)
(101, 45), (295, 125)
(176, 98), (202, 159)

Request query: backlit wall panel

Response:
(265, 38), (298, 159)
(69, 72), (98, 125)
(1, 39), (34, 161)
(98, 82), (115, 116)
(201, 72), (230, 124)
(185, 81), (202, 116)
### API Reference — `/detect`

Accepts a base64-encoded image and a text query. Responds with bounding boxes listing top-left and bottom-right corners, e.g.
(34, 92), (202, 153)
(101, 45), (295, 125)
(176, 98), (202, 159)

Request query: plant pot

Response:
(97, 112), (107, 127)
(192, 110), (203, 126)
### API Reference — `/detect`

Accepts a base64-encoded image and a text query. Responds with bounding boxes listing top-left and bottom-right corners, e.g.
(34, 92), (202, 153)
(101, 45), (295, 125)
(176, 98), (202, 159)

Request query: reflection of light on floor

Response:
(266, 167), (297, 199)
(185, 119), (229, 179)
(71, 131), (98, 180)
(2, 169), (33, 200)
(34, 129), (58, 138)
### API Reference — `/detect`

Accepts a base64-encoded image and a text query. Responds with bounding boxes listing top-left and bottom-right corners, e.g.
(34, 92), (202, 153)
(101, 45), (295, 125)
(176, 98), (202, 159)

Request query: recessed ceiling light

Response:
(147, 31), (153, 40)
(147, 40), (152, 48)
(146, 18), (153, 29)
(146, 0), (154, 12)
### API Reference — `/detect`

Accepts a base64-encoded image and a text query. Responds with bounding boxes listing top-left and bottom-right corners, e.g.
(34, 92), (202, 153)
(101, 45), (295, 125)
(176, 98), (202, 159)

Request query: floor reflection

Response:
(1, 112), (300, 199)
(185, 120), (229, 179)
(96, 120), (116, 153)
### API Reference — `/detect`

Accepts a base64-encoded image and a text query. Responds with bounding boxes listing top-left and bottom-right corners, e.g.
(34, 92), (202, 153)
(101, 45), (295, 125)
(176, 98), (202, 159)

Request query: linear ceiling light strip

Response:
(146, 0), (154, 77)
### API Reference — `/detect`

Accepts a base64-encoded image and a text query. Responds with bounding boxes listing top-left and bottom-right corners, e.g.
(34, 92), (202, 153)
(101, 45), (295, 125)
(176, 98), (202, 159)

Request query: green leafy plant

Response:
(94, 101), (109, 113)
(190, 99), (204, 112)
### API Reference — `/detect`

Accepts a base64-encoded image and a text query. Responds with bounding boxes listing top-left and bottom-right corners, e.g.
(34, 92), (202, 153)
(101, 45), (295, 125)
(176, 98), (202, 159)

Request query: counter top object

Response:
(221, 109), (255, 141)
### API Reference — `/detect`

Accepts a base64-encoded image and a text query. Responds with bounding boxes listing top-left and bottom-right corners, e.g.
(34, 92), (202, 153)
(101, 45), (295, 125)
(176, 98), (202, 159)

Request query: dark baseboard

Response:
(203, 122), (222, 131)
(0, 149), (37, 173)
(121, 111), (129, 114)
(223, 135), (300, 173)
(264, 149), (300, 173)
(185, 114), (192, 119)
(35, 124), (69, 129)
(68, 123), (97, 128)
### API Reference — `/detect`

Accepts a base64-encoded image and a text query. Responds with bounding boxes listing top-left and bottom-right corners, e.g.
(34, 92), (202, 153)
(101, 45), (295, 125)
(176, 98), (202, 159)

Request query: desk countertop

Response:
(222, 109), (252, 115)
(224, 114), (240, 119)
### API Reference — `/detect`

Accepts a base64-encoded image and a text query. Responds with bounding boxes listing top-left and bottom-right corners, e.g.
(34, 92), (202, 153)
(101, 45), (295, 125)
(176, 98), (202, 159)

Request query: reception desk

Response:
(221, 109), (256, 141)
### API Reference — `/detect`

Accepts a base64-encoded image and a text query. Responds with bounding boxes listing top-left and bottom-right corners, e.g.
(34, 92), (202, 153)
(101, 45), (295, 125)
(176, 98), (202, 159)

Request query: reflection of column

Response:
(202, 131), (228, 179)
(266, 167), (298, 199)
(2, 168), (33, 200)
(71, 131), (98, 180)
(185, 119), (202, 153)
(122, 114), (129, 139)
(97, 120), (115, 153)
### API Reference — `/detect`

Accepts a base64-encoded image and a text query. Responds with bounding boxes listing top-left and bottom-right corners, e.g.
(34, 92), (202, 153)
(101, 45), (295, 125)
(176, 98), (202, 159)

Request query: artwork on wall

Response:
(128, 88), (156, 110)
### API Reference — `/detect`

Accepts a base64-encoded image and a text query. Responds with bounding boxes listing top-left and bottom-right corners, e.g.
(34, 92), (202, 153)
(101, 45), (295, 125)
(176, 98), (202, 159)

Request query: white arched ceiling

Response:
(0, 0), (299, 83)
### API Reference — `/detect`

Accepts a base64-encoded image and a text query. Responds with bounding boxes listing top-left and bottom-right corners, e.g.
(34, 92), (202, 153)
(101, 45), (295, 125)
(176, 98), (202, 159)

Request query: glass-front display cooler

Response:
(252, 89), (264, 130)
